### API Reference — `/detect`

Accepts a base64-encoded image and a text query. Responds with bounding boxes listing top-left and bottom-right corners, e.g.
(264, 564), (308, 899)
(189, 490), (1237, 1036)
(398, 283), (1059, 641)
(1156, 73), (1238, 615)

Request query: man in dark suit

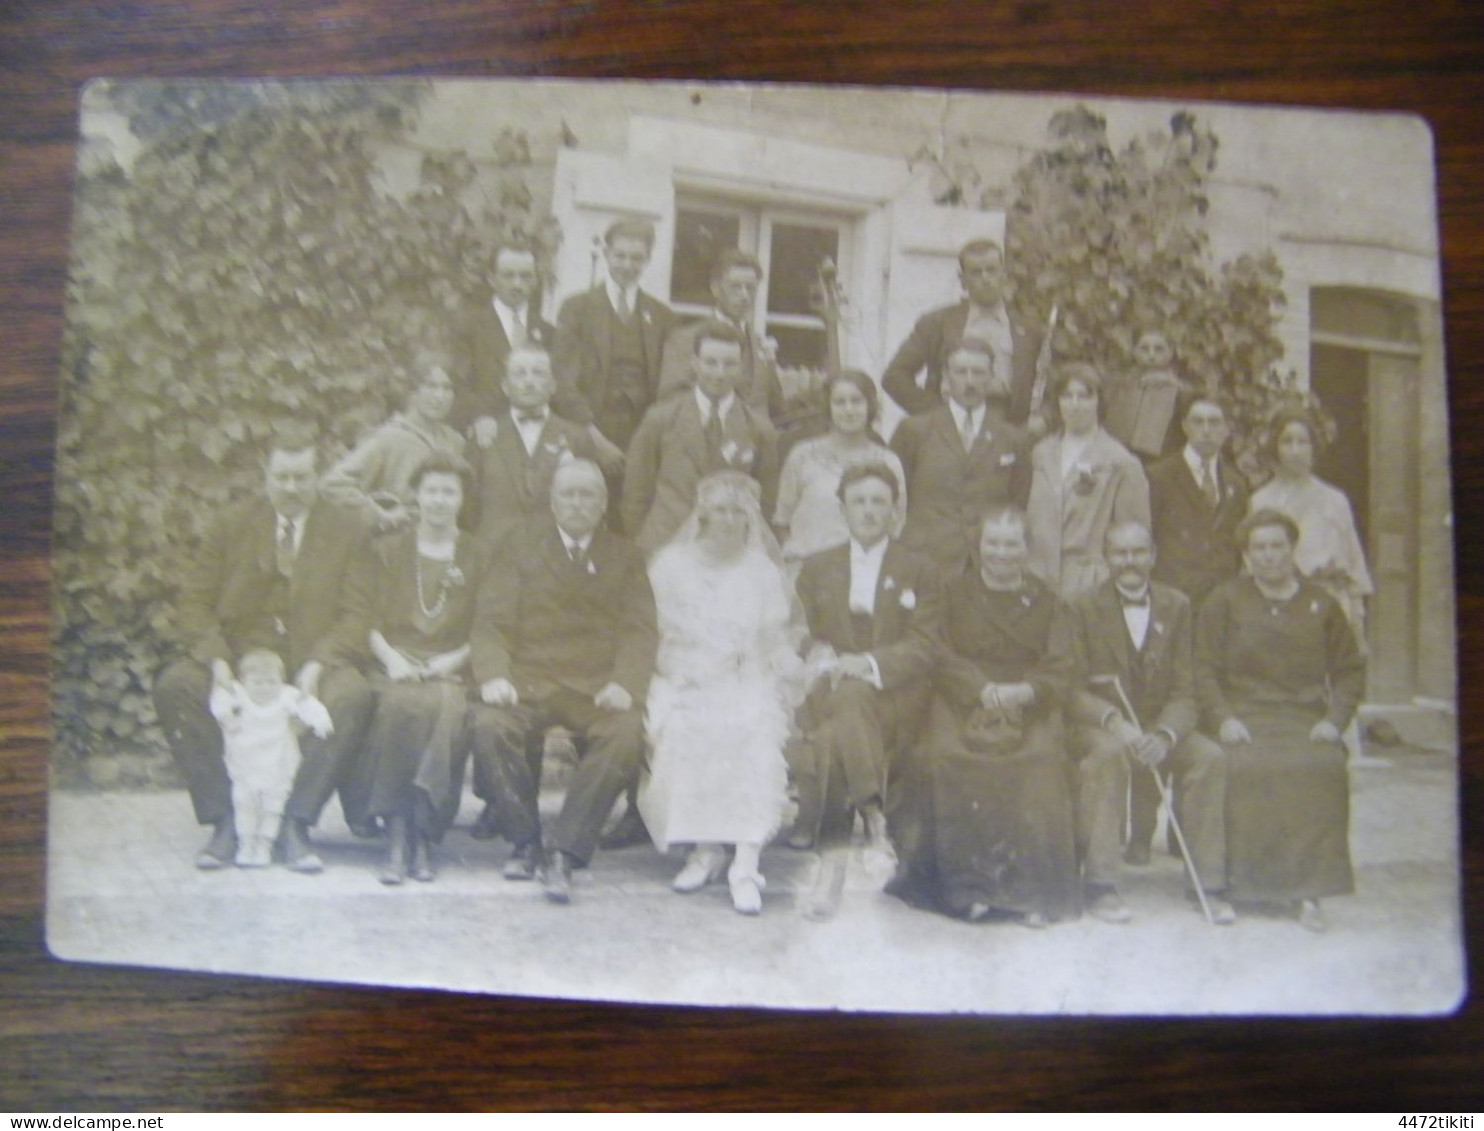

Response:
(153, 427), (376, 872)
(622, 320), (780, 555)
(1140, 395), (1248, 863)
(1066, 520), (1233, 924)
(552, 219), (678, 501)
(882, 239), (1047, 430)
(656, 250), (785, 423)
(473, 342), (594, 552)
(889, 337), (1032, 578)
(450, 242), (559, 444)
(468, 459), (658, 903)
(793, 463), (943, 919)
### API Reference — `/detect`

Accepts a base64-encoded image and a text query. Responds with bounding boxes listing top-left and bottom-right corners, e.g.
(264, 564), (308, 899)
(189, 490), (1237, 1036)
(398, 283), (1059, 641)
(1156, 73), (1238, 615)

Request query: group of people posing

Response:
(153, 226), (1373, 931)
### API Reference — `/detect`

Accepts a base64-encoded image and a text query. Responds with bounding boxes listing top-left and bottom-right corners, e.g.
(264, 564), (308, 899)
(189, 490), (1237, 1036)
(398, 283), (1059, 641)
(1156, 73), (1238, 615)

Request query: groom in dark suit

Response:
(468, 459), (658, 903)
(153, 426), (376, 871)
(882, 239), (1046, 429)
(1066, 520), (1232, 924)
(793, 463), (942, 918)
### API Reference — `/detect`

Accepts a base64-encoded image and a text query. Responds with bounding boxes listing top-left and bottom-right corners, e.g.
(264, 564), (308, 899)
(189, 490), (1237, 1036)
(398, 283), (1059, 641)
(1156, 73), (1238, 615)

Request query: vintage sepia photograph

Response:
(45, 77), (1463, 1014)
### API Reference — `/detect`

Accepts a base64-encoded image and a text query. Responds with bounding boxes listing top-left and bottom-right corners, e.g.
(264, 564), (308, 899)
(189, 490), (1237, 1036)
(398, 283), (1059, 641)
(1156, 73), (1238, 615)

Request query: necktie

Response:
(616, 289), (633, 323)
(568, 541), (588, 570)
(277, 518), (296, 578)
(1201, 460), (1220, 507)
(515, 410), (545, 424)
(961, 409), (977, 453)
(509, 309), (527, 348)
(703, 399), (724, 451)
(1119, 591), (1150, 609)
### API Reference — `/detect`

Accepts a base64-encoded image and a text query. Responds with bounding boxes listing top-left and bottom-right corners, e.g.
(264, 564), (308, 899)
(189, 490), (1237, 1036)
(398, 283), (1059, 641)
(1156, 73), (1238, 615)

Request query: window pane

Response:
(766, 223), (840, 318)
(766, 322), (828, 370)
(670, 208), (742, 309)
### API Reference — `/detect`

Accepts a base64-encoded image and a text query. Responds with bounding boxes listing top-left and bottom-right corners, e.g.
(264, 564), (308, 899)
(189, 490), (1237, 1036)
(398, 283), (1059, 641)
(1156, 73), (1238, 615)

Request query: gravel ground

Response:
(45, 747), (1465, 1016)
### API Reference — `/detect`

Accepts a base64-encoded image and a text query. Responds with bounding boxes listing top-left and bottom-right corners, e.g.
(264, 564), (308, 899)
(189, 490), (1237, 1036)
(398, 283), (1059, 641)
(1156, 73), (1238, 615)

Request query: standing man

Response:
(468, 459), (658, 903)
(552, 219), (678, 512)
(793, 463), (943, 919)
(623, 321), (780, 555)
(451, 241), (559, 447)
(1140, 396), (1249, 865)
(1066, 520), (1233, 924)
(882, 238), (1046, 429)
(657, 250), (784, 423)
(153, 426), (376, 872)
(889, 337), (1032, 578)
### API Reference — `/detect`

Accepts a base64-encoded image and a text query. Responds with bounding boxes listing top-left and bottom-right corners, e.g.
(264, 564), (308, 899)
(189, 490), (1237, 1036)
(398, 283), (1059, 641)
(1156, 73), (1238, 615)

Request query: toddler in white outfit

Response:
(209, 649), (333, 867)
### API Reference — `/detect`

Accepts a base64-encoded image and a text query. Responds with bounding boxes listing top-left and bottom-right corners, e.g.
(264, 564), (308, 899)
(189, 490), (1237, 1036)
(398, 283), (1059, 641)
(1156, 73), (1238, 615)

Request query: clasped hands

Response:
(979, 681), (1034, 714)
(478, 677), (632, 713)
(382, 649), (464, 684)
(1104, 715), (1170, 767)
(1218, 716), (1341, 745)
(804, 646), (876, 691)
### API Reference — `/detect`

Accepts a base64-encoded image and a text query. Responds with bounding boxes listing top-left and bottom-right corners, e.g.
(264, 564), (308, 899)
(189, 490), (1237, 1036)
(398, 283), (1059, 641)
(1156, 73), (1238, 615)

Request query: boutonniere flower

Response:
(720, 439), (738, 461)
(1071, 462), (1100, 496)
(1153, 621), (1165, 636)
(719, 440), (754, 467)
(642, 309), (653, 324)
(899, 588), (917, 610)
(586, 559), (598, 575)
(998, 453), (1017, 467)
(883, 576), (897, 591)
(1310, 600), (1321, 614)
(1020, 593), (1034, 608)
(445, 564), (465, 589)
(531, 325), (545, 342)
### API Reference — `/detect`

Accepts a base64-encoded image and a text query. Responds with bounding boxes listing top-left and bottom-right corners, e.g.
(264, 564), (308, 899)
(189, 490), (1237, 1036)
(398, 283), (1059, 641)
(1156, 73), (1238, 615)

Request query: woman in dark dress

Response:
(888, 505), (1079, 927)
(1194, 508), (1365, 932)
(347, 451), (487, 885)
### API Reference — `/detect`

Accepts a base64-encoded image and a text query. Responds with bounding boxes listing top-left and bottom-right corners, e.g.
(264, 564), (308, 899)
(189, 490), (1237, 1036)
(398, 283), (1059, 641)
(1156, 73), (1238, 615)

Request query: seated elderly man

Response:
(792, 462), (942, 920)
(467, 459), (658, 904)
(152, 425), (375, 872)
(1065, 520), (1234, 925)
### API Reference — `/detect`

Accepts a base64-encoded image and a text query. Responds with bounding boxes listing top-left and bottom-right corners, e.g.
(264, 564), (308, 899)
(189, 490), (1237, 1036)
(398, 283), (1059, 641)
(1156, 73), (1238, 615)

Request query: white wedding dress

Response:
(639, 541), (800, 851)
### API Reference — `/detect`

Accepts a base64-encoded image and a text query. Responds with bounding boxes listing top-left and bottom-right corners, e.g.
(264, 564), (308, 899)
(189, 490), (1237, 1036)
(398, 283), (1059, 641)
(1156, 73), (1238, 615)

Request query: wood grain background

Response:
(2, 1), (1480, 1110)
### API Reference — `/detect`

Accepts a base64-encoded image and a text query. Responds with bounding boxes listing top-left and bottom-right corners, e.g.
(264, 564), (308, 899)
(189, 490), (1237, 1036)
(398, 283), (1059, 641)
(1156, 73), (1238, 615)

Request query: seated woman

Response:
(639, 471), (804, 915)
(320, 350), (466, 532)
(1194, 508), (1365, 932)
(773, 369), (906, 572)
(1249, 407), (1373, 638)
(343, 452), (487, 885)
(1026, 363), (1150, 603)
(887, 506), (1079, 927)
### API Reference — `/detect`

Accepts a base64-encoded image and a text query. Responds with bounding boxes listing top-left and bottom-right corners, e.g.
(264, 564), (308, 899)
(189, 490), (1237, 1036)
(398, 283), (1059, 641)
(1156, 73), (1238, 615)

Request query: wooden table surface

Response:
(2, 1), (1481, 1110)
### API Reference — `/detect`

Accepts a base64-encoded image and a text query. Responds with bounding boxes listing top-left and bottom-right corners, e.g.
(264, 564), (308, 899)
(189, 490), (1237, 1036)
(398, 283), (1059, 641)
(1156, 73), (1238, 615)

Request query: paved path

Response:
(45, 749), (1465, 1015)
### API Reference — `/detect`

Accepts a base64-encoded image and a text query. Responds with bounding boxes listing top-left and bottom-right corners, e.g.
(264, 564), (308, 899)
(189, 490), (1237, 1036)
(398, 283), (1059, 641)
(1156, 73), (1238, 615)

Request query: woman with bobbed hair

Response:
(1248, 407), (1373, 637)
(1026, 362), (1150, 603)
(338, 450), (487, 885)
(888, 505), (1079, 928)
(773, 369), (907, 571)
(1194, 507), (1365, 932)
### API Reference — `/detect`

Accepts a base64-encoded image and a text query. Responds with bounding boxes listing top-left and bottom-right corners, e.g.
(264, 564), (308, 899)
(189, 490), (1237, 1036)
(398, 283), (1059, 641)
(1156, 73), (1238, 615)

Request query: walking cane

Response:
(1088, 674), (1216, 926)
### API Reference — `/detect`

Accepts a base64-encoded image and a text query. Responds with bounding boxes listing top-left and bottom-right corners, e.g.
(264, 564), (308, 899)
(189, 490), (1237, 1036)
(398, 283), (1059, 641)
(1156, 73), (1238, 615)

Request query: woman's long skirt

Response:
(890, 702), (1080, 922)
(1226, 702), (1353, 902)
(355, 678), (471, 841)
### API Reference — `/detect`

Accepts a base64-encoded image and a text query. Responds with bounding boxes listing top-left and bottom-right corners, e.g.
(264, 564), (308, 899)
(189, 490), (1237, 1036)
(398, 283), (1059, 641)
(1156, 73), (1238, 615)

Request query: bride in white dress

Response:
(639, 471), (804, 914)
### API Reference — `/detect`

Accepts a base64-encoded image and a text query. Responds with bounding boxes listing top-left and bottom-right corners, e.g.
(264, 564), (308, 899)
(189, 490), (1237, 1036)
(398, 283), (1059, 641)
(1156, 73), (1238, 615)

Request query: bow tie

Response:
(515, 411), (546, 424)
(1117, 590), (1150, 608)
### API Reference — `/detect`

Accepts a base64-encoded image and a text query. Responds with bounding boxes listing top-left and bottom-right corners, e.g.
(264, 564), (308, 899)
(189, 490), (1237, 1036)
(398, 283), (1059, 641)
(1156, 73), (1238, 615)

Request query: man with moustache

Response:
(552, 219), (678, 502)
(467, 459), (658, 904)
(451, 241), (559, 446)
(1065, 520), (1233, 924)
(153, 426), (375, 872)
(792, 462), (942, 919)
(882, 239), (1046, 430)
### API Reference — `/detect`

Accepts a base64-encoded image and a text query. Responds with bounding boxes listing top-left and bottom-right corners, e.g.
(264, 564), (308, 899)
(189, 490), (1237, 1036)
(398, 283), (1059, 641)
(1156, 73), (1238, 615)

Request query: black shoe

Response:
(542, 850), (574, 904)
(1123, 841), (1151, 867)
(196, 823), (236, 870)
(279, 819), (325, 874)
(469, 804), (502, 842)
(598, 805), (648, 851)
(503, 841), (540, 881)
